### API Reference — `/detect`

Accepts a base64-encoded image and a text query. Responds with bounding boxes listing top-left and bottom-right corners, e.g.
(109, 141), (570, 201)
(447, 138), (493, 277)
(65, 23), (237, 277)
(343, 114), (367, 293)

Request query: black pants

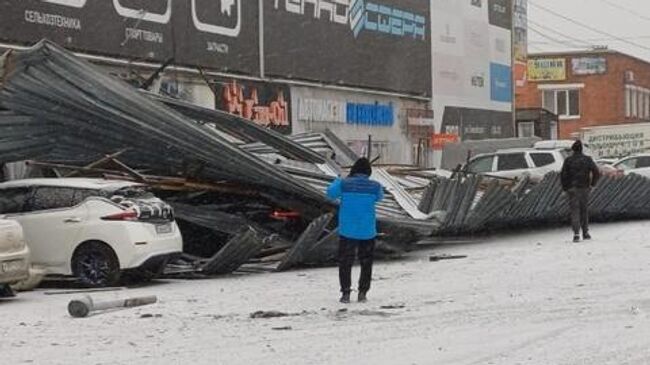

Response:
(568, 187), (590, 235)
(338, 237), (375, 294)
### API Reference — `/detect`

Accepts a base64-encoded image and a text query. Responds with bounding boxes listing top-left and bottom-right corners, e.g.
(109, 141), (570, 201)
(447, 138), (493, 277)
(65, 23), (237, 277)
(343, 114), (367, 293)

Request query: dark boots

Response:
(358, 291), (367, 303)
(340, 291), (368, 304)
(573, 232), (592, 242)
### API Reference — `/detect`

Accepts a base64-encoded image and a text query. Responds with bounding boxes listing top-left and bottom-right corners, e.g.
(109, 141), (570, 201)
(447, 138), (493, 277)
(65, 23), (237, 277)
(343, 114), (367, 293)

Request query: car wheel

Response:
(72, 242), (121, 288)
(0, 284), (16, 298)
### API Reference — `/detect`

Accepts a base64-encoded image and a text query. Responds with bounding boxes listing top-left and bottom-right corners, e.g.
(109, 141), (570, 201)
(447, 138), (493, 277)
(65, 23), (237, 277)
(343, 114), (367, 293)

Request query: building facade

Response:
(516, 50), (650, 139)
(0, 0), (523, 167)
(430, 0), (519, 145)
(291, 86), (430, 164)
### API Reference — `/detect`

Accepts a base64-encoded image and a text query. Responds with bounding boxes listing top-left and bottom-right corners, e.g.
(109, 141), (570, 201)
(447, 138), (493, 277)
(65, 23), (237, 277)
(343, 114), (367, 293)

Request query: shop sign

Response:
(572, 57), (607, 75)
(431, 133), (459, 150)
(528, 58), (566, 81)
(296, 98), (346, 124)
(346, 103), (394, 126)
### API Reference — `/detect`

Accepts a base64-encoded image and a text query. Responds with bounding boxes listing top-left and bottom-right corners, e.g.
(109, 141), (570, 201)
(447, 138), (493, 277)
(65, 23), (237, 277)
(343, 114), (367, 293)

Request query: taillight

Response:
(270, 210), (301, 220)
(101, 210), (139, 221)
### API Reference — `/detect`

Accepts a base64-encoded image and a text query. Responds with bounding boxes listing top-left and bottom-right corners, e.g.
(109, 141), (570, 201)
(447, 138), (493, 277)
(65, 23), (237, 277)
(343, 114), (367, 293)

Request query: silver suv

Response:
(465, 148), (566, 181)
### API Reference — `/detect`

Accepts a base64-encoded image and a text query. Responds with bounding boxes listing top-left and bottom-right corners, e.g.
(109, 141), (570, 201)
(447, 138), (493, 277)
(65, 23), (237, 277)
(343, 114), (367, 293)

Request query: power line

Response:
(529, 43), (544, 52)
(528, 19), (592, 48)
(594, 0), (650, 24)
(530, 35), (650, 45)
(528, 25), (587, 49)
(529, 1), (650, 52)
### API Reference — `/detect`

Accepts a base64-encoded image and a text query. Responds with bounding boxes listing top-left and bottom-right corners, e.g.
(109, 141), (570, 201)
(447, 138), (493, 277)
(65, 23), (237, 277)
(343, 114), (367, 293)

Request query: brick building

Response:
(516, 50), (650, 139)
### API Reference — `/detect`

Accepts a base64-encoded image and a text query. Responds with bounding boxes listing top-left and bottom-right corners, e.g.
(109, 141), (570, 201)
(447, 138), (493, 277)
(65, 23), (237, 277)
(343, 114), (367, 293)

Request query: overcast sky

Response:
(528, 0), (650, 61)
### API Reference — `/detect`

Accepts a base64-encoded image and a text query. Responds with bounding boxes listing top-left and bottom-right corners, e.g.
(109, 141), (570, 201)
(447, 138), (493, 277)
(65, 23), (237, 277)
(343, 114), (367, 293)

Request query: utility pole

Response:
(259, 0), (265, 79)
(511, 0), (517, 138)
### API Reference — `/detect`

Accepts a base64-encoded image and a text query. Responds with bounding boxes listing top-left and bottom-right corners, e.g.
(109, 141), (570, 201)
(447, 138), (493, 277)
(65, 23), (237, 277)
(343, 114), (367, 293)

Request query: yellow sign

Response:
(527, 58), (566, 81)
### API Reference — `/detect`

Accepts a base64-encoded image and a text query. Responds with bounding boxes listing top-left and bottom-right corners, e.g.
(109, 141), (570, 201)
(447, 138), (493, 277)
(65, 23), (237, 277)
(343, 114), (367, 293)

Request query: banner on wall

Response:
(572, 57), (607, 75)
(293, 87), (396, 127)
(1, 0), (433, 96)
(265, 0), (432, 96)
(431, 133), (459, 150)
(490, 63), (513, 103)
(432, 0), (513, 111)
(581, 127), (650, 158)
(297, 98), (347, 124)
(0, 0), (260, 75)
(488, 0), (512, 30)
(441, 106), (514, 141)
(528, 58), (566, 81)
(212, 78), (291, 134)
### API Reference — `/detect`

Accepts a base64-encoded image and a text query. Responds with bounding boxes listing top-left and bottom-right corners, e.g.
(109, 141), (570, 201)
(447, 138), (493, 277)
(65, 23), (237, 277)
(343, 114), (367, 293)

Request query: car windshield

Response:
(467, 155), (495, 174)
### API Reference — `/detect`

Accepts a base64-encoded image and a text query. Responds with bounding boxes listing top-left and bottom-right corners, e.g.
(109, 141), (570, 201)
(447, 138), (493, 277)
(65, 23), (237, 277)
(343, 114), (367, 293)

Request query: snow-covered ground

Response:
(3, 221), (650, 365)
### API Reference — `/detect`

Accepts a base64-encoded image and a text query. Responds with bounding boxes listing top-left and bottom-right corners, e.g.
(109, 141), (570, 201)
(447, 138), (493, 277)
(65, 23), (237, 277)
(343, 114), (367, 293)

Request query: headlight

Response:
(0, 220), (27, 252)
(0, 259), (27, 274)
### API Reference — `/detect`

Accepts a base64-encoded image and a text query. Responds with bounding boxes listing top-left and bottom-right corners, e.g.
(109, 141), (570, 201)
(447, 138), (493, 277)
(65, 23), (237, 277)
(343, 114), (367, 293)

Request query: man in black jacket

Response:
(560, 140), (601, 242)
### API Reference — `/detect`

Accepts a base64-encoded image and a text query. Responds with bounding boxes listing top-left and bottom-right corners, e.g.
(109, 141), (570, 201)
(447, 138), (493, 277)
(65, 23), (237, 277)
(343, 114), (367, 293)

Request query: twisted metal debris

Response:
(421, 172), (650, 235)
(0, 41), (438, 278)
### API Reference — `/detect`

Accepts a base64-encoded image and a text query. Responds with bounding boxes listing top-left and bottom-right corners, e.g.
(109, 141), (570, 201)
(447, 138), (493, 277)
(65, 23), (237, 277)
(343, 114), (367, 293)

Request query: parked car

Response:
(611, 154), (650, 178)
(0, 179), (182, 287)
(0, 219), (30, 296)
(595, 158), (618, 165)
(464, 148), (565, 181)
(533, 140), (593, 156)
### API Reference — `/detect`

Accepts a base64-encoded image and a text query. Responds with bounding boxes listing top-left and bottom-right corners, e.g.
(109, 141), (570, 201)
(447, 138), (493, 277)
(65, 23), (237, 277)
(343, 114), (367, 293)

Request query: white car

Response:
(0, 219), (30, 295)
(533, 140), (593, 156)
(465, 148), (566, 182)
(0, 179), (182, 287)
(611, 154), (650, 178)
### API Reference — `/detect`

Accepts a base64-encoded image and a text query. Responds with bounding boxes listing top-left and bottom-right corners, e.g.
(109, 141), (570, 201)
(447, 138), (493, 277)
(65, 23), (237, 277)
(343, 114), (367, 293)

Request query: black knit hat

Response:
(572, 140), (583, 153)
(349, 157), (372, 177)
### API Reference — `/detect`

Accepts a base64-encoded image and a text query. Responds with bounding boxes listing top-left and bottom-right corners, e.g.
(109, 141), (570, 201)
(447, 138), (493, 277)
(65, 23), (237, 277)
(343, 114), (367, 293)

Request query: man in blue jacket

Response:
(327, 158), (384, 303)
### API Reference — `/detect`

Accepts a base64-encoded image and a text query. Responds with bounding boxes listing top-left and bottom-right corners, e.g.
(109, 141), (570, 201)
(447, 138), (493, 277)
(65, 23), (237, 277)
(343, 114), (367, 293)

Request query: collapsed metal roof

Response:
(0, 40), (328, 214)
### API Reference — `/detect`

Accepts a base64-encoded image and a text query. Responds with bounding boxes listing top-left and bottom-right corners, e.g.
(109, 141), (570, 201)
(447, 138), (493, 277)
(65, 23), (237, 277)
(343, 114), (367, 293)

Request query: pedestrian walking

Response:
(326, 157), (384, 303)
(560, 140), (600, 242)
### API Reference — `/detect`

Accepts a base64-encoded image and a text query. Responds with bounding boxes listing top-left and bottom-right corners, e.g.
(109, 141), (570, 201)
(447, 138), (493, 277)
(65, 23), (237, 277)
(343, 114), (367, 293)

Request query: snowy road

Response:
(3, 221), (650, 365)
